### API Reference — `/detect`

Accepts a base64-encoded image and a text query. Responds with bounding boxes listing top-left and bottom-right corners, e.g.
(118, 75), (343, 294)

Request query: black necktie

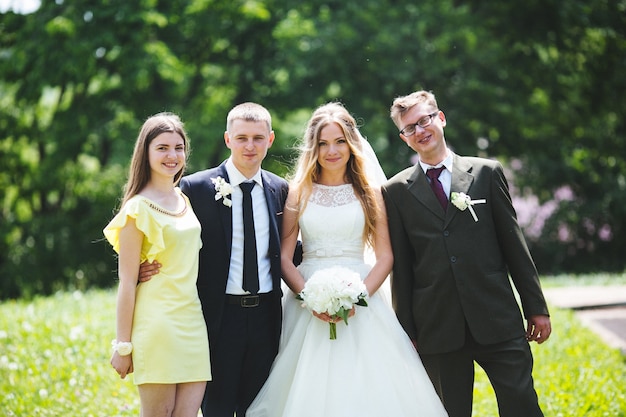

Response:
(426, 167), (448, 210)
(240, 181), (259, 294)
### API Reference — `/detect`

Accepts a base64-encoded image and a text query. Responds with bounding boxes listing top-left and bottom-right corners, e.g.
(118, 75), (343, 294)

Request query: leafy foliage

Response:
(1, 0), (625, 298)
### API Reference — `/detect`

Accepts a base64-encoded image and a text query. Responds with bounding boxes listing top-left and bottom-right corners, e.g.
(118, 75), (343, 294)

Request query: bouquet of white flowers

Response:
(298, 266), (368, 340)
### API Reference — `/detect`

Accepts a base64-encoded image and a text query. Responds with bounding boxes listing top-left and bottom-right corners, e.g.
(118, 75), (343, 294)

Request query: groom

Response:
(382, 90), (551, 417)
(181, 102), (289, 417)
(141, 102), (289, 417)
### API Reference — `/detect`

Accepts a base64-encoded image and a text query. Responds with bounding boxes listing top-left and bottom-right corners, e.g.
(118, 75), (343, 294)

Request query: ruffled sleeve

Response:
(103, 196), (166, 262)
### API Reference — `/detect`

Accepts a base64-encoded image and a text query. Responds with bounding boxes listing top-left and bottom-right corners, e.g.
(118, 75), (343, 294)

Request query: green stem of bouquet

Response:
(329, 322), (337, 340)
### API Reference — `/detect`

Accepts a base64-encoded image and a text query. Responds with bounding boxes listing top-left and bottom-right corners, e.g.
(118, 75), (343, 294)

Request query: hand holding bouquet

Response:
(298, 266), (368, 340)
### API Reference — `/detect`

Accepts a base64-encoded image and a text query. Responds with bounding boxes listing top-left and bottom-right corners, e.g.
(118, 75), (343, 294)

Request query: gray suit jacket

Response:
(382, 153), (549, 355)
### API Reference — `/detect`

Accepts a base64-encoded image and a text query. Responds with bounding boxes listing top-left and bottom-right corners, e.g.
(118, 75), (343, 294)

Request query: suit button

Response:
(443, 230), (450, 237)
(450, 256), (457, 263)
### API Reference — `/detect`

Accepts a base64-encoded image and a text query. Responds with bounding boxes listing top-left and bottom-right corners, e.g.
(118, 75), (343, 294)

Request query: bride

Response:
(246, 102), (448, 417)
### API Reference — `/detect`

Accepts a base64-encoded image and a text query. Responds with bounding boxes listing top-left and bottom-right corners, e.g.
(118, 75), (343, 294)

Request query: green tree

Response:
(1, 0), (624, 299)
(0, 0), (298, 298)
(459, 0), (626, 272)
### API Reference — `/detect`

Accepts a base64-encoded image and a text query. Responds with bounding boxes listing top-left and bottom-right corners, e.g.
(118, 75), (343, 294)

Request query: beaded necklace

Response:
(143, 199), (188, 217)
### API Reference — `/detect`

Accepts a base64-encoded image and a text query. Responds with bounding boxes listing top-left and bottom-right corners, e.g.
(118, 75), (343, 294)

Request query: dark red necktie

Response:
(426, 167), (448, 210)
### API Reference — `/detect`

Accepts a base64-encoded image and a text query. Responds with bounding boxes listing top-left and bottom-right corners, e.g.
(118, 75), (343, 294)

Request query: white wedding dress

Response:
(247, 184), (448, 417)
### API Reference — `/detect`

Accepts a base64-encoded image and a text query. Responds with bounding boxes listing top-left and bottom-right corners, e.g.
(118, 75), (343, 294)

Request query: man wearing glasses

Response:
(382, 90), (551, 417)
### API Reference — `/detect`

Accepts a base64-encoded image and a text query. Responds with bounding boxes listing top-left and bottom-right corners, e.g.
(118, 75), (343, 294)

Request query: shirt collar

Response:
(419, 149), (453, 174)
(225, 158), (263, 188)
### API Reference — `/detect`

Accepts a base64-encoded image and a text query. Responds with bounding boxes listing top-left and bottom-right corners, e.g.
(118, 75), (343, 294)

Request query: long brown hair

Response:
(289, 102), (381, 247)
(121, 113), (189, 207)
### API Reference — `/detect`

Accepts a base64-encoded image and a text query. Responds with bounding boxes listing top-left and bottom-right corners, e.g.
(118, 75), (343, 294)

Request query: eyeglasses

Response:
(399, 111), (440, 136)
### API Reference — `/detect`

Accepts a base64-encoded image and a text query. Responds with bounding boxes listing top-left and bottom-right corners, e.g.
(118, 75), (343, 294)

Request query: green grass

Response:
(473, 272), (626, 416)
(1, 290), (139, 416)
(472, 307), (626, 416)
(1, 274), (625, 416)
(541, 272), (626, 288)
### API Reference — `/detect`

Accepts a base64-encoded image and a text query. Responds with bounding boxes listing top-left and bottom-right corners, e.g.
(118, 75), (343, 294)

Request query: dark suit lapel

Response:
(261, 171), (283, 288)
(445, 154), (474, 227)
(261, 171), (280, 244)
(406, 165), (447, 220)
(215, 164), (233, 255)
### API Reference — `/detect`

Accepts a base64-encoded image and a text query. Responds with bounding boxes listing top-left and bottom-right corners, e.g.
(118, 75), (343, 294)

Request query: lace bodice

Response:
(299, 184), (365, 265)
(308, 183), (357, 207)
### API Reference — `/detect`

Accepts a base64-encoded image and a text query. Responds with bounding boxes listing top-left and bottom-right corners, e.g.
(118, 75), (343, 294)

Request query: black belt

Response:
(226, 292), (276, 308)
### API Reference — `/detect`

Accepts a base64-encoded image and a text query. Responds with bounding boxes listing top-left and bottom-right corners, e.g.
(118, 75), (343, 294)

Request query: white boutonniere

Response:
(450, 192), (486, 222)
(211, 176), (233, 207)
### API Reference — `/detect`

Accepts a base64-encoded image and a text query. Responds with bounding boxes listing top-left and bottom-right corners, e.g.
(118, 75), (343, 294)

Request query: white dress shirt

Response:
(224, 158), (273, 295)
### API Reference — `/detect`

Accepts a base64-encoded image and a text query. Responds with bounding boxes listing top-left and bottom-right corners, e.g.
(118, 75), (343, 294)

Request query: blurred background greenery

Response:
(1, 0), (625, 299)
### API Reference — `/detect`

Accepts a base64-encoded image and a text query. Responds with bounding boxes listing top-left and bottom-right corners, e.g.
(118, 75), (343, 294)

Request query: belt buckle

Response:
(240, 295), (260, 308)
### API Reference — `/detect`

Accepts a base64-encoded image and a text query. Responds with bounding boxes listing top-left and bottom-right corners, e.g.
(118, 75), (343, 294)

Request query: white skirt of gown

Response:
(247, 184), (447, 417)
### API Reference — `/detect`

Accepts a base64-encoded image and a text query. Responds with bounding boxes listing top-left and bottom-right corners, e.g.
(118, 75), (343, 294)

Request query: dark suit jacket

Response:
(382, 153), (549, 355)
(180, 161), (289, 349)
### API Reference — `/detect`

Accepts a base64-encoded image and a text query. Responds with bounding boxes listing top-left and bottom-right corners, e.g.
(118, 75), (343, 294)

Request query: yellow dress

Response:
(104, 189), (211, 385)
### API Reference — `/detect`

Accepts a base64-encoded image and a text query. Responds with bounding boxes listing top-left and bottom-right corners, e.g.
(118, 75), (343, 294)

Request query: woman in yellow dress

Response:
(104, 113), (210, 417)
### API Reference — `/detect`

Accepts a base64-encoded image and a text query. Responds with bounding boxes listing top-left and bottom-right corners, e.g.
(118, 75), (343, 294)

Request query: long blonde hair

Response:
(289, 102), (381, 247)
(121, 113), (189, 207)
